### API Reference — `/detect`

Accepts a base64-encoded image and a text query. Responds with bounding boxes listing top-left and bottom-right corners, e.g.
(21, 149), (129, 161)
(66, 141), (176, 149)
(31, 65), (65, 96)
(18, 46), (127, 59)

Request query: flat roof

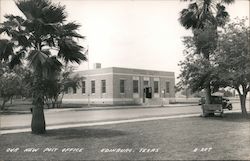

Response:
(75, 67), (175, 77)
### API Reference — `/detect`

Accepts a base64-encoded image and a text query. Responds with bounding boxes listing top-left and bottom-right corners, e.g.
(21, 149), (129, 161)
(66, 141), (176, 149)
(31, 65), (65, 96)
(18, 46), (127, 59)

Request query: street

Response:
(1, 102), (245, 130)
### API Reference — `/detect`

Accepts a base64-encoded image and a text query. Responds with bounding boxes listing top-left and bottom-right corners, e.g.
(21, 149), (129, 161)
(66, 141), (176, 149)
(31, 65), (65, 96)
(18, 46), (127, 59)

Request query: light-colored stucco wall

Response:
(63, 67), (175, 105)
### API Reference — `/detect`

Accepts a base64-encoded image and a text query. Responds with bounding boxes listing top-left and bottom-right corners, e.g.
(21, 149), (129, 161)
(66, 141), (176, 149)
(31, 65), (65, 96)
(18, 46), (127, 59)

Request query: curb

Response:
(73, 104), (199, 112)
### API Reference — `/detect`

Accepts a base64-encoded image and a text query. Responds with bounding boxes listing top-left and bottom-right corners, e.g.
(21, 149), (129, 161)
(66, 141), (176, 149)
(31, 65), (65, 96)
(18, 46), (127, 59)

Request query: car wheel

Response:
(228, 104), (233, 110)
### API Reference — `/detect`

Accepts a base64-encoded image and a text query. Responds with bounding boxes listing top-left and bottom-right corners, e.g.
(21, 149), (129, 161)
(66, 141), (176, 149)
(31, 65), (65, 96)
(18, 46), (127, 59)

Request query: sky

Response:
(0, 0), (249, 80)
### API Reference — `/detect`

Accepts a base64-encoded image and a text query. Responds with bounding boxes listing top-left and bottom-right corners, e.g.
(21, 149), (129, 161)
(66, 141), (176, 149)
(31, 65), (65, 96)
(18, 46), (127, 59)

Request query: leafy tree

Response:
(178, 37), (215, 92)
(0, 63), (20, 110)
(60, 66), (83, 100)
(178, 35), (228, 94)
(0, 0), (86, 134)
(215, 18), (250, 116)
(0, 62), (30, 110)
(43, 66), (83, 109)
(217, 89), (234, 97)
(179, 0), (234, 104)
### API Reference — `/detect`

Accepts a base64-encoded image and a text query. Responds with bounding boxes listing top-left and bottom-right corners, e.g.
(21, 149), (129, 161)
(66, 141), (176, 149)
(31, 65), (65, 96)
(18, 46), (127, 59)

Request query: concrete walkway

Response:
(47, 103), (199, 112)
(1, 103), (199, 114)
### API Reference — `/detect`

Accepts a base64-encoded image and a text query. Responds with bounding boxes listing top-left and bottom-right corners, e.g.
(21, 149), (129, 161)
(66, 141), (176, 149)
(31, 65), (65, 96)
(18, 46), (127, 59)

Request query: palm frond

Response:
(11, 30), (30, 47)
(41, 49), (51, 56)
(15, 0), (39, 20)
(216, 4), (229, 26)
(27, 50), (48, 69)
(41, 4), (66, 24)
(0, 15), (25, 36)
(9, 50), (25, 69)
(16, 0), (66, 23)
(179, 7), (199, 29)
(221, 0), (235, 4)
(42, 56), (62, 78)
(4, 15), (25, 26)
(57, 22), (84, 39)
(43, 36), (56, 47)
(63, 22), (80, 31)
(58, 38), (86, 64)
(179, 0), (234, 29)
(0, 39), (14, 61)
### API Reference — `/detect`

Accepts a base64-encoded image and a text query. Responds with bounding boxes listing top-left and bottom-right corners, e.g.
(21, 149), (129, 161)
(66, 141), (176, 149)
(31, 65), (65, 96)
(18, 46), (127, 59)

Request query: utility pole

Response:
(86, 45), (90, 107)
(249, 93), (250, 112)
(161, 90), (164, 107)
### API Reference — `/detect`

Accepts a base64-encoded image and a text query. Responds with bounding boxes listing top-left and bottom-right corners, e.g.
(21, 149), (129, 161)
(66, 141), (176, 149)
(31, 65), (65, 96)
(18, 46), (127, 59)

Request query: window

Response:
(82, 81), (86, 94)
(166, 82), (170, 93)
(101, 80), (106, 93)
(91, 80), (95, 94)
(133, 80), (139, 93)
(73, 87), (77, 94)
(154, 81), (159, 93)
(65, 88), (68, 94)
(120, 80), (125, 93)
(143, 80), (149, 87)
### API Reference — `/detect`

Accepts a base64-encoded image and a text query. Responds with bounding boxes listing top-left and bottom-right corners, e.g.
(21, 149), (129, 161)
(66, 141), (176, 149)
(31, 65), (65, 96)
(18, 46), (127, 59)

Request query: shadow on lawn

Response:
(203, 112), (250, 122)
(44, 128), (128, 140)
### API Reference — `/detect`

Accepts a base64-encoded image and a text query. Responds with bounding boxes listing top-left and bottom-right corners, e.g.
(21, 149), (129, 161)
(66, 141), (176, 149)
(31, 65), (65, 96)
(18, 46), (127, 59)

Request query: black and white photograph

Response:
(0, 0), (249, 160)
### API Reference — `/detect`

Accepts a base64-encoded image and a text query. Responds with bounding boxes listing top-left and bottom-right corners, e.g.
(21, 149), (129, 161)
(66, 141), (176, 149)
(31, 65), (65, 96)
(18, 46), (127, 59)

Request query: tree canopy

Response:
(179, 0), (235, 30)
(0, 62), (31, 110)
(215, 18), (250, 115)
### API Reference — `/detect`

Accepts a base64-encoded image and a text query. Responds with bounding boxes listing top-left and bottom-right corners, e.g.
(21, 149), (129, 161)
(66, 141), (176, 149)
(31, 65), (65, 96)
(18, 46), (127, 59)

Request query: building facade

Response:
(63, 66), (175, 105)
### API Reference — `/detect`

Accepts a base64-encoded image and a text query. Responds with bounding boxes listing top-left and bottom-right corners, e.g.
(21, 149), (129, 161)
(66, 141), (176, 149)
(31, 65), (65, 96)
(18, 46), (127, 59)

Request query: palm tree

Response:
(0, 0), (86, 134)
(179, 0), (234, 104)
(179, 0), (235, 30)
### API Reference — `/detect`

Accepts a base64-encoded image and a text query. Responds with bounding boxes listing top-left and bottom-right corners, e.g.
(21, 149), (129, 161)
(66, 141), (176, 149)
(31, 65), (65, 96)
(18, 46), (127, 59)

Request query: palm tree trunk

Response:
(31, 75), (46, 134)
(31, 101), (46, 134)
(204, 53), (211, 105)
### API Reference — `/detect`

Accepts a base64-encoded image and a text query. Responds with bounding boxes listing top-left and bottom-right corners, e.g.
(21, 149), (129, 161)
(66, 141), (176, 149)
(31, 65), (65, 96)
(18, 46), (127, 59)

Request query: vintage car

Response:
(199, 96), (233, 110)
(199, 96), (233, 116)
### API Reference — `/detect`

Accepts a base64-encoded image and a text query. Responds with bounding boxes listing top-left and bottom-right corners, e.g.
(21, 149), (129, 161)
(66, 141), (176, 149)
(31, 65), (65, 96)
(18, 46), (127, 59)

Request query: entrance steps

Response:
(143, 98), (169, 106)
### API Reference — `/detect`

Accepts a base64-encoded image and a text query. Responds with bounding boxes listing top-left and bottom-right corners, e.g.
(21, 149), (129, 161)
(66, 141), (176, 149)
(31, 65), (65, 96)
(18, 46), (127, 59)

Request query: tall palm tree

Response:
(179, 0), (235, 30)
(0, 0), (86, 134)
(179, 0), (234, 104)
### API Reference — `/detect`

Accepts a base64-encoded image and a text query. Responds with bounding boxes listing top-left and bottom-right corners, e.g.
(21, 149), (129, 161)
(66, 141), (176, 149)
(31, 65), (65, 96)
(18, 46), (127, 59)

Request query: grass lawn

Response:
(0, 113), (250, 161)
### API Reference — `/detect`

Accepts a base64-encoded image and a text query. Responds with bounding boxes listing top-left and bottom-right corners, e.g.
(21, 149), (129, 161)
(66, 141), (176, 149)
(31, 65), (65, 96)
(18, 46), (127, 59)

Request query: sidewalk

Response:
(1, 103), (199, 114)
(47, 103), (199, 113)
